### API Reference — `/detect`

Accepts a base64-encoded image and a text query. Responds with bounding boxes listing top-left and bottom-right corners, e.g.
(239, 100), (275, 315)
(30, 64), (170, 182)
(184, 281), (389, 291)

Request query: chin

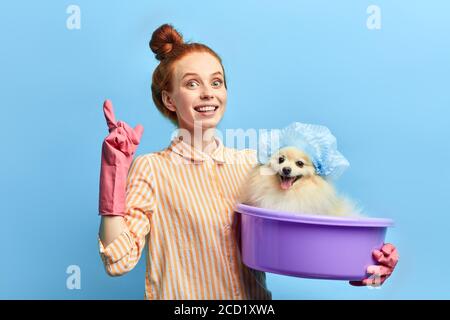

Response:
(238, 146), (362, 218)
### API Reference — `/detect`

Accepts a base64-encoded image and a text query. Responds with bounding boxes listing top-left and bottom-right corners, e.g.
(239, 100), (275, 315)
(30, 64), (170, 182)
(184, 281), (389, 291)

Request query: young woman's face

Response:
(162, 52), (227, 134)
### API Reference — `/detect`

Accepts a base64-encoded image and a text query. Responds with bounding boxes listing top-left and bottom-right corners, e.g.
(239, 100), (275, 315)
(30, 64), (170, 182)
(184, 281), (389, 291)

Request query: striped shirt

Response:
(98, 136), (272, 300)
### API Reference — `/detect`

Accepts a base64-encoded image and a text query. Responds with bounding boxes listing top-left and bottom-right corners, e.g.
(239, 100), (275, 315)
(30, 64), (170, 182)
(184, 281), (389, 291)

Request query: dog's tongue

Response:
(280, 177), (296, 190)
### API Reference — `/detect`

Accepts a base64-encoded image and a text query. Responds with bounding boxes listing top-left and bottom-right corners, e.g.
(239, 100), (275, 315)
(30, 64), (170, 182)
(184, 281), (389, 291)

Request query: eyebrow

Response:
(182, 71), (223, 80)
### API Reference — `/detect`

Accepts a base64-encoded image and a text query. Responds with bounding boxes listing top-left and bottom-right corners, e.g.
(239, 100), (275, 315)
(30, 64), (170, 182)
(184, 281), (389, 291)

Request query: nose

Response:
(201, 93), (213, 100)
(200, 87), (214, 99)
(282, 167), (291, 175)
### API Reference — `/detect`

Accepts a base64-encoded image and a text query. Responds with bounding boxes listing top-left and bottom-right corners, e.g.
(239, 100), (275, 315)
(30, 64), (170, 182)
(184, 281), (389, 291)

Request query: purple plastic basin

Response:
(236, 203), (394, 281)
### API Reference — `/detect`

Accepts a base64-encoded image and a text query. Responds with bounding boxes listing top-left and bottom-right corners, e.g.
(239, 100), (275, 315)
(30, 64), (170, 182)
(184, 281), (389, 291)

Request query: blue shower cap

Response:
(258, 122), (350, 179)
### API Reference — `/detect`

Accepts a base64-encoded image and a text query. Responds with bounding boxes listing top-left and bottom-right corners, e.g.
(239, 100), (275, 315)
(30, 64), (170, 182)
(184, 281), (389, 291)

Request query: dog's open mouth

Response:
(279, 174), (302, 190)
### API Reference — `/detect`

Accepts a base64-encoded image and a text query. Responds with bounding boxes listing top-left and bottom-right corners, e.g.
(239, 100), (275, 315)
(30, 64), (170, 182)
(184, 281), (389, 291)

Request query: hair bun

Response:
(149, 24), (184, 61)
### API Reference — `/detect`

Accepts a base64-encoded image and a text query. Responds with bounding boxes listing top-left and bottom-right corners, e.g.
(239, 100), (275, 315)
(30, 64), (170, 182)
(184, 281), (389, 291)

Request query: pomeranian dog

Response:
(238, 146), (362, 217)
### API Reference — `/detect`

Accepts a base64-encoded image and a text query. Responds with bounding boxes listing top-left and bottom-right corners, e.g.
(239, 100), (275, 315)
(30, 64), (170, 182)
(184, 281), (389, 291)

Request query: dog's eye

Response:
(278, 156), (285, 164)
(296, 160), (304, 168)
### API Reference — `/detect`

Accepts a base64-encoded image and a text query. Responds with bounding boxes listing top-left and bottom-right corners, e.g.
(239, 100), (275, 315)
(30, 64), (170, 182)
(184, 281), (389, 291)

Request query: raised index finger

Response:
(103, 99), (117, 132)
(133, 124), (144, 143)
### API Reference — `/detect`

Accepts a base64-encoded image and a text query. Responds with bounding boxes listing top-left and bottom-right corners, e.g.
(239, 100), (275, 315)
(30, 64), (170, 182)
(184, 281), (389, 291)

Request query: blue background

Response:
(1, 0), (449, 299)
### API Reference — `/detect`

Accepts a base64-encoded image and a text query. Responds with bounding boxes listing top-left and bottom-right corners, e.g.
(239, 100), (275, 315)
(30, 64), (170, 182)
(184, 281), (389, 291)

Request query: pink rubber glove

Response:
(98, 99), (144, 216)
(349, 243), (399, 287)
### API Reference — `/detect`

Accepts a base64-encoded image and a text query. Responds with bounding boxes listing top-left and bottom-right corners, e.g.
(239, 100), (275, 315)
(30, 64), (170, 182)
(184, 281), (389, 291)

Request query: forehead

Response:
(276, 147), (311, 162)
(174, 52), (222, 80)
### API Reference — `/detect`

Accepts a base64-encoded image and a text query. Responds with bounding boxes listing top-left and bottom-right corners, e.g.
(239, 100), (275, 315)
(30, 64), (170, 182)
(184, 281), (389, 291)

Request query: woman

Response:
(98, 24), (399, 300)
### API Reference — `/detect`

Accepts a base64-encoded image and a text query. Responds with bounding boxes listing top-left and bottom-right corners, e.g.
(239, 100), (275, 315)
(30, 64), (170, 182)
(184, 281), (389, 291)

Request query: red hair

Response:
(149, 24), (228, 126)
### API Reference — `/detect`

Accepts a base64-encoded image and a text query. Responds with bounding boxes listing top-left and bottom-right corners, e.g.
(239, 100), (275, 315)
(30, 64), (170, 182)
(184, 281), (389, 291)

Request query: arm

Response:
(99, 215), (126, 247)
(97, 100), (152, 276)
(98, 155), (155, 277)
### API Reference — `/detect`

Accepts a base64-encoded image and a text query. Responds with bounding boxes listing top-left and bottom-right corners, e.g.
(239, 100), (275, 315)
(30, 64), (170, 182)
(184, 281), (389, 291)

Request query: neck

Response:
(177, 123), (218, 155)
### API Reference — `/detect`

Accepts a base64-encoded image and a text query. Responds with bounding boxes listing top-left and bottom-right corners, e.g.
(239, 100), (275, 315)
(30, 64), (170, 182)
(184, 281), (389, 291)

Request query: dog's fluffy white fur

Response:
(238, 146), (362, 217)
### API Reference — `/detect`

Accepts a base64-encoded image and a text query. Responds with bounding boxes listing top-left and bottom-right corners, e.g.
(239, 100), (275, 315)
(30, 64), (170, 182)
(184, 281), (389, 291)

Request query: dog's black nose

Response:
(282, 167), (291, 175)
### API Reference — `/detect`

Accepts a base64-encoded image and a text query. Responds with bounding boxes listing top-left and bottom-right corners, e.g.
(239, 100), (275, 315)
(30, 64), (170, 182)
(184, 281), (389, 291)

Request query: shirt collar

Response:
(168, 135), (227, 164)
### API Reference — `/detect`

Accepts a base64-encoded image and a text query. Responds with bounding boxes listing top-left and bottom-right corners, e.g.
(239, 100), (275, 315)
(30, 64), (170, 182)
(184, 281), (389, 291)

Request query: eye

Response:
(278, 156), (285, 164)
(296, 160), (304, 168)
(212, 79), (223, 87)
(187, 80), (199, 88)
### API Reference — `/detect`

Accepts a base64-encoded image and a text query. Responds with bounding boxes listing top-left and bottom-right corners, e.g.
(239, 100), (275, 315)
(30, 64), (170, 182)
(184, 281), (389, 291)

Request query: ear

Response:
(161, 90), (176, 112)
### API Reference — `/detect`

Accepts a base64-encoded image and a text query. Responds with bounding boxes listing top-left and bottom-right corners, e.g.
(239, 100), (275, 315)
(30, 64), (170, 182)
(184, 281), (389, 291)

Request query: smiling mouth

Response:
(194, 105), (219, 114)
(279, 174), (302, 190)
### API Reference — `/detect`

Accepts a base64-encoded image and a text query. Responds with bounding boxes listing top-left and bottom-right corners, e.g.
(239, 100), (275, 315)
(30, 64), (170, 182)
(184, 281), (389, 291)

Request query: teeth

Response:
(195, 105), (217, 112)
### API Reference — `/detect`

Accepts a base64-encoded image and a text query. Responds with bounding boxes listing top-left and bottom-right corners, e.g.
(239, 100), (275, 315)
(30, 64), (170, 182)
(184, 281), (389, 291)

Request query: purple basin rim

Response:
(236, 203), (394, 227)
